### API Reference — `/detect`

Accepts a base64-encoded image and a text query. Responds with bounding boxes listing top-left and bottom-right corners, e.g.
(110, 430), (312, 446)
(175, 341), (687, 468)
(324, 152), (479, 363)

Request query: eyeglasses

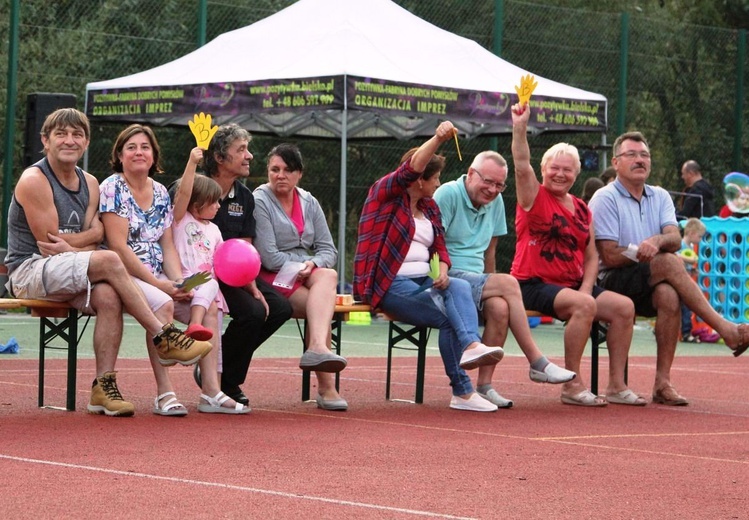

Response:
(471, 168), (507, 192)
(615, 150), (651, 160)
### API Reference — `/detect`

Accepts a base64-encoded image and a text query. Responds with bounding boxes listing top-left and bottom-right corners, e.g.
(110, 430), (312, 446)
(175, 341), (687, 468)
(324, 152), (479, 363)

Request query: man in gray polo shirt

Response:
(588, 131), (749, 406)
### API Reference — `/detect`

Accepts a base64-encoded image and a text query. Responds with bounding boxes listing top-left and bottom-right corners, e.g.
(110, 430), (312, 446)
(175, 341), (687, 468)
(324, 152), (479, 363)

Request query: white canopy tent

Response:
(85, 0), (607, 283)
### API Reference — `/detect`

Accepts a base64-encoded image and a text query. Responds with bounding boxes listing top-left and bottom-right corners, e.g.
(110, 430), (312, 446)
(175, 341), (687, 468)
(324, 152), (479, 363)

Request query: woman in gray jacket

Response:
(253, 143), (348, 411)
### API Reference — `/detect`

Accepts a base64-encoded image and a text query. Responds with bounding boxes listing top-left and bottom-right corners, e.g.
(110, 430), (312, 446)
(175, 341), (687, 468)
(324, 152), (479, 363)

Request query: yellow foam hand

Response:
(176, 271), (212, 291)
(428, 253), (440, 280)
(514, 74), (538, 106)
(188, 113), (218, 149)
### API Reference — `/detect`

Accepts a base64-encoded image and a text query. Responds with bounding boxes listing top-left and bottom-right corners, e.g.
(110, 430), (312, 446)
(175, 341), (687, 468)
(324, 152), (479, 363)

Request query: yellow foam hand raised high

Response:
(428, 252), (440, 280)
(188, 112), (218, 149)
(514, 74), (538, 106)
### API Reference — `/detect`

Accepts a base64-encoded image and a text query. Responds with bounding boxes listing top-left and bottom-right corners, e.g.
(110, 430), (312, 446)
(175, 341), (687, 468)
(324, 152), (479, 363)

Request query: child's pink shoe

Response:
(185, 324), (213, 341)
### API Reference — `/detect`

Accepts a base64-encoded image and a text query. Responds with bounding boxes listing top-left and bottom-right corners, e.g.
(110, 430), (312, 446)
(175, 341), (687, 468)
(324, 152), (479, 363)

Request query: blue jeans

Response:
(681, 301), (692, 337)
(379, 275), (480, 396)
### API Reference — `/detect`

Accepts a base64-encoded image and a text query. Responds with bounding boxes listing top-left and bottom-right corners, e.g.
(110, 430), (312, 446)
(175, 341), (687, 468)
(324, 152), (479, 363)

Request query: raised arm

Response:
(510, 103), (540, 211)
(410, 121), (456, 173)
(172, 147), (204, 224)
(369, 121), (456, 203)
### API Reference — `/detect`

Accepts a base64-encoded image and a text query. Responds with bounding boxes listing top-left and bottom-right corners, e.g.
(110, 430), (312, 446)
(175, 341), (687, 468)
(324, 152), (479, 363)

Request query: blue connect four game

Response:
(698, 217), (749, 323)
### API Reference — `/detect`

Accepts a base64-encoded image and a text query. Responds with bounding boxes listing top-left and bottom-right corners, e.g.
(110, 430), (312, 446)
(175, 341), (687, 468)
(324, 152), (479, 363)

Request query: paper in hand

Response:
(428, 252), (440, 280)
(621, 244), (639, 262)
(177, 271), (212, 291)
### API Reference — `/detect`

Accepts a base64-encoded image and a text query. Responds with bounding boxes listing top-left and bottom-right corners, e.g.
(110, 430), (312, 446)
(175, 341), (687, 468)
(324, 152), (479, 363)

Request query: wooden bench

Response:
(0, 298), (91, 411)
(297, 307), (613, 405)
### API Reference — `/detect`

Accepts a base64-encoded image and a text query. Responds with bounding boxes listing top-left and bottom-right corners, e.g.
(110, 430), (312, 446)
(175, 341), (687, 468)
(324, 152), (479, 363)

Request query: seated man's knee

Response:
(652, 251), (686, 273)
(90, 283), (122, 313)
(652, 283), (679, 313)
(92, 250), (126, 272)
(483, 296), (508, 324)
(497, 273), (521, 297)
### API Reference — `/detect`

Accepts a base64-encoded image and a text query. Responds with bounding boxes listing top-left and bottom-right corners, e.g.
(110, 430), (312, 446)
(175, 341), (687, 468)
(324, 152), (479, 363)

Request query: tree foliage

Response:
(0, 0), (746, 272)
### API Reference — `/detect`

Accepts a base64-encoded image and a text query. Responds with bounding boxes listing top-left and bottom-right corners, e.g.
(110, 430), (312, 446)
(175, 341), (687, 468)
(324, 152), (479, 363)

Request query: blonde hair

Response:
(173, 174), (222, 214)
(683, 217), (706, 236)
(541, 143), (581, 173)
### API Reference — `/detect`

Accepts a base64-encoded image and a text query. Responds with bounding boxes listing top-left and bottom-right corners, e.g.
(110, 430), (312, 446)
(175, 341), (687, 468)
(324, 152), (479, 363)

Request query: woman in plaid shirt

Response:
(353, 121), (504, 413)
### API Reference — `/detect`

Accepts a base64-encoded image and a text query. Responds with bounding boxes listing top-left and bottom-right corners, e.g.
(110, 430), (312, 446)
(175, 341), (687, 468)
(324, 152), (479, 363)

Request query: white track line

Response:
(0, 454), (475, 519)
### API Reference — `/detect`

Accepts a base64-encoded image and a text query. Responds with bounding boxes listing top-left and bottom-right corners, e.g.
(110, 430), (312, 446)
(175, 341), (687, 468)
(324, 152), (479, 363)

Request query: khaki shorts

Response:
(7, 252), (94, 313)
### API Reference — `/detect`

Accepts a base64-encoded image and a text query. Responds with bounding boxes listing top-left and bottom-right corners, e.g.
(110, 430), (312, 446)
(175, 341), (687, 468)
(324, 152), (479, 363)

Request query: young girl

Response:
(173, 147), (246, 414)
(172, 147), (227, 339)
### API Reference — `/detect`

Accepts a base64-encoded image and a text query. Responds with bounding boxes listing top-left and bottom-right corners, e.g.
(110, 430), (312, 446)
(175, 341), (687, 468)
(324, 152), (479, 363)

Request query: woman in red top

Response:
(353, 121), (504, 412)
(510, 102), (642, 407)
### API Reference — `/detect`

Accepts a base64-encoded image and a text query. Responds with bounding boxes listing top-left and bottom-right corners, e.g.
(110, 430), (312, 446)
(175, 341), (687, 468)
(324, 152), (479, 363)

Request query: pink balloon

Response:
(214, 239), (261, 287)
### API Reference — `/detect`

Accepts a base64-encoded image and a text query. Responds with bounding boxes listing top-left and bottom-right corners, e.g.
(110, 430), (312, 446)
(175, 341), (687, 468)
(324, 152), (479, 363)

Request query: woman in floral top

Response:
(100, 125), (245, 415)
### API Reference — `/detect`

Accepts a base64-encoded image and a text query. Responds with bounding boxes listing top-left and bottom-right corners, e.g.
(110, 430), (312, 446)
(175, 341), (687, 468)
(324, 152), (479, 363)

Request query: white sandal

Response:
(198, 391), (250, 414)
(153, 391), (188, 416)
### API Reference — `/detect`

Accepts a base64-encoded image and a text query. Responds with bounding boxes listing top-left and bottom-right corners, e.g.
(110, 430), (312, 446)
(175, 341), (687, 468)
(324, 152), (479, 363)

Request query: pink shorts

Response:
(257, 267), (310, 298)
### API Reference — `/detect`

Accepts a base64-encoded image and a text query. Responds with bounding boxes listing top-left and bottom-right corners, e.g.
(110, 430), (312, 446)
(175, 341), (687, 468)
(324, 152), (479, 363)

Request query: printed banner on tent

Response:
(87, 75), (605, 133)
(87, 76), (345, 121)
(347, 76), (604, 132)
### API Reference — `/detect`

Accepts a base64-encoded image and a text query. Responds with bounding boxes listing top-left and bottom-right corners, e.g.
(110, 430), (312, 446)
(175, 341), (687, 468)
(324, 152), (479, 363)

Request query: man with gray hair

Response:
(200, 124), (294, 407)
(433, 151), (575, 408)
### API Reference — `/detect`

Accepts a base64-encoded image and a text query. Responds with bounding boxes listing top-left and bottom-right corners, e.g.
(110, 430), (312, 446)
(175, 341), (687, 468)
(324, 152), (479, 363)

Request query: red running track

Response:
(0, 355), (748, 519)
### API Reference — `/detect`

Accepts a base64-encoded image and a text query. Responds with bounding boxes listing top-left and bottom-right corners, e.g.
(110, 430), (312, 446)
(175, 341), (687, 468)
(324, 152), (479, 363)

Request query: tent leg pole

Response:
(337, 104), (348, 293)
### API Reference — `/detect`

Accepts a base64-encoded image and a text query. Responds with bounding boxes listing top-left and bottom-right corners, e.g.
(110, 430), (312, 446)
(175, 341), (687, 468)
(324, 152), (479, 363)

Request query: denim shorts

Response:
(447, 269), (489, 311)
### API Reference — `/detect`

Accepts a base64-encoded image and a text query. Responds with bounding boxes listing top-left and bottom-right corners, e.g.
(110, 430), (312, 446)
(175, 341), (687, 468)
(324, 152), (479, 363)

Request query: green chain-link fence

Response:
(1, 0), (747, 279)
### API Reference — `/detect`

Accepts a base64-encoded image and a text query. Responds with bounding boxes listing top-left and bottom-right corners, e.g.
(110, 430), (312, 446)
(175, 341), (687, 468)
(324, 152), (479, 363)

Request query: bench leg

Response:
(300, 319), (311, 401)
(65, 309), (78, 411)
(414, 327), (428, 404)
(590, 321), (600, 396)
(387, 321), (429, 404)
(38, 319), (45, 408)
(38, 309), (82, 411)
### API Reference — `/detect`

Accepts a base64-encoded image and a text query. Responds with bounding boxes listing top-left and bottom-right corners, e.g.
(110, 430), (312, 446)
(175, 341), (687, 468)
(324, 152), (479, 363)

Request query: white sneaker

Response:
(459, 344), (504, 370)
(477, 388), (514, 408)
(529, 362), (576, 384)
(449, 393), (498, 412)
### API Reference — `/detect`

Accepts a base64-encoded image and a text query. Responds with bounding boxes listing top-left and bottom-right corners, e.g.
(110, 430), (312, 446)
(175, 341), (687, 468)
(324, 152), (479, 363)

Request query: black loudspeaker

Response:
(24, 92), (77, 168)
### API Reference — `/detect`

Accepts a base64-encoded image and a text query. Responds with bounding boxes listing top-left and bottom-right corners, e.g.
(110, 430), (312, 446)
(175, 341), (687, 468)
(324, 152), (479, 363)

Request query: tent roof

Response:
(86, 0), (606, 138)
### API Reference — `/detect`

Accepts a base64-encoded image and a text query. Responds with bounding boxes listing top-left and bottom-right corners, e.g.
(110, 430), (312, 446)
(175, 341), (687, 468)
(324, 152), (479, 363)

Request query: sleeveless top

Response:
(5, 158), (89, 274)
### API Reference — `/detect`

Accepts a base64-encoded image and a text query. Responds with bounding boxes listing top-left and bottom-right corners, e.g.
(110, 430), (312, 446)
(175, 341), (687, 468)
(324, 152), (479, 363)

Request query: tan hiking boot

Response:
(87, 371), (135, 417)
(153, 323), (212, 366)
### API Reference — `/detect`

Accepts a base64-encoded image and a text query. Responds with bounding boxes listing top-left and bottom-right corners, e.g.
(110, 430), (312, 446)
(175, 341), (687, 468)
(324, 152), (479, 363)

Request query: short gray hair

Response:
(204, 123), (251, 177)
